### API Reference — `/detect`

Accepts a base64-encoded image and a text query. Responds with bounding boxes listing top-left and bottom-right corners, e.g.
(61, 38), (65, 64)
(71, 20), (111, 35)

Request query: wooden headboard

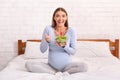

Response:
(18, 39), (119, 58)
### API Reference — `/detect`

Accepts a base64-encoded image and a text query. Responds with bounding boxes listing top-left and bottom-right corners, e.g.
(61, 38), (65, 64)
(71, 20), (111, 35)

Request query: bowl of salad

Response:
(56, 35), (67, 47)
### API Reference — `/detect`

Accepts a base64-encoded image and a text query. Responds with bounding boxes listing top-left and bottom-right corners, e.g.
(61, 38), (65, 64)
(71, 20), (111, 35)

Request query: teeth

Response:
(58, 21), (64, 23)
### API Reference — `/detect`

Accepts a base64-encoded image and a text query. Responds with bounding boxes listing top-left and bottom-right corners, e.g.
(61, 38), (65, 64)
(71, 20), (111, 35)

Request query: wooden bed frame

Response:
(18, 39), (119, 58)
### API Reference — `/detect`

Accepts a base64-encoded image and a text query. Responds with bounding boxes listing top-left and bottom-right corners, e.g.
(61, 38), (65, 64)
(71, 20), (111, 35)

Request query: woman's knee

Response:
(25, 61), (33, 72)
(78, 62), (88, 72)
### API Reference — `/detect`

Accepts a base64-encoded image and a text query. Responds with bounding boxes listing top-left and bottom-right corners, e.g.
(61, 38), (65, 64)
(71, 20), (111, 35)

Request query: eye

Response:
(55, 14), (60, 18)
(62, 15), (66, 18)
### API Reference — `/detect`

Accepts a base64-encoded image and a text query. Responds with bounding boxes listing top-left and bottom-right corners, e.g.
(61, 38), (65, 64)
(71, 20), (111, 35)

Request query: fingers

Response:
(45, 35), (51, 43)
(55, 42), (66, 47)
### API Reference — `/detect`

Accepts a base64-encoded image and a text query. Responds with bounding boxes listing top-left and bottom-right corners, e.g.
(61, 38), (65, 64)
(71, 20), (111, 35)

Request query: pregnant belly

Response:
(48, 52), (71, 71)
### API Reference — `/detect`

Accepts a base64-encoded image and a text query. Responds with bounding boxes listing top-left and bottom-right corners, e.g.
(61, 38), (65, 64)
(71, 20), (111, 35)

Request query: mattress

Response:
(0, 54), (120, 80)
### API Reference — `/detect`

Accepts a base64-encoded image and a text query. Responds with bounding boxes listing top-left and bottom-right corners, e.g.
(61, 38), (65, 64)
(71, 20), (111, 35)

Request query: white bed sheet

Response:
(0, 55), (120, 80)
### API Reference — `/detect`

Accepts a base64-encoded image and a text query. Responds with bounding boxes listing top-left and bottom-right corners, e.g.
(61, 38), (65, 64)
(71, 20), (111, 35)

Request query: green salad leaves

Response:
(56, 36), (67, 44)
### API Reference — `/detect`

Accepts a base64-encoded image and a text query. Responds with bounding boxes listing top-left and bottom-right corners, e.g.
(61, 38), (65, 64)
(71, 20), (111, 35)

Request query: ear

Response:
(65, 15), (68, 20)
(54, 17), (56, 21)
(65, 16), (68, 21)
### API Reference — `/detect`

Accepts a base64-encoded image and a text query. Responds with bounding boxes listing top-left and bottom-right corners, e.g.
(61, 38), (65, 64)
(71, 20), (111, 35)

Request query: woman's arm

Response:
(64, 28), (76, 55)
(40, 26), (50, 53)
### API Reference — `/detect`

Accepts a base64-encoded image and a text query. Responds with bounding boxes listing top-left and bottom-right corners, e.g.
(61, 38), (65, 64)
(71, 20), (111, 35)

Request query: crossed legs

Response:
(25, 61), (88, 74)
(25, 61), (56, 74)
(62, 62), (88, 74)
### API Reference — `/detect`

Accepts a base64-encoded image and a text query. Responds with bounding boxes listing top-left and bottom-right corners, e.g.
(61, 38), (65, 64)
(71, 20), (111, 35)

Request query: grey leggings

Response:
(25, 61), (88, 74)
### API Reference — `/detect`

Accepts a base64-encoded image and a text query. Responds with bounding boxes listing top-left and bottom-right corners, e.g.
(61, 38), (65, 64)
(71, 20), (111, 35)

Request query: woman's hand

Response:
(45, 35), (51, 43)
(55, 41), (66, 47)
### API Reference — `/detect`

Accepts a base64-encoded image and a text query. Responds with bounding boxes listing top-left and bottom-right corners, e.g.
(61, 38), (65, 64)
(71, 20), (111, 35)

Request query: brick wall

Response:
(0, 0), (120, 70)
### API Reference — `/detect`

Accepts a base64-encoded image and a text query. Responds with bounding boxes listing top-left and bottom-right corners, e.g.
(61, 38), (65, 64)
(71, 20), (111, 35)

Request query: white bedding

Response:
(0, 55), (120, 80)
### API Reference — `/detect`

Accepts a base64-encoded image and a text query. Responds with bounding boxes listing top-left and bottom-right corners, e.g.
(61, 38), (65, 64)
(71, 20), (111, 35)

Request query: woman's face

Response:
(54, 11), (67, 27)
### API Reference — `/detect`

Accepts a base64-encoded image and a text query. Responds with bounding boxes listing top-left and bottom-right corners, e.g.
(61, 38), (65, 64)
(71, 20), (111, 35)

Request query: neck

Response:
(55, 26), (66, 31)
(55, 26), (67, 36)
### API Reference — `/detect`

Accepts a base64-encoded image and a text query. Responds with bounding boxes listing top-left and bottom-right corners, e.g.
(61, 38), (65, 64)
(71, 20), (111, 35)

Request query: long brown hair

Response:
(51, 7), (68, 28)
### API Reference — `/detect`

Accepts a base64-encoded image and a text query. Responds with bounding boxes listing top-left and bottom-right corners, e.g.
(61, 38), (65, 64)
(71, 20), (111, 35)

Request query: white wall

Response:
(0, 0), (120, 70)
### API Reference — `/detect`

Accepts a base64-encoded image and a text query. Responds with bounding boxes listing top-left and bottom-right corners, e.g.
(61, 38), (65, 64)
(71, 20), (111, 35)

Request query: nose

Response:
(59, 16), (62, 21)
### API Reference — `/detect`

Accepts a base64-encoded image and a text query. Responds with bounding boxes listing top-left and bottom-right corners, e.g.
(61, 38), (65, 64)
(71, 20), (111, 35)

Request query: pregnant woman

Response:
(25, 7), (88, 74)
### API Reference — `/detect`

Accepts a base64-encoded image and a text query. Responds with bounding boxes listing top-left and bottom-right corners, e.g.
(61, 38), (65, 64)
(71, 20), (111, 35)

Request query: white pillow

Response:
(74, 41), (113, 58)
(24, 41), (48, 59)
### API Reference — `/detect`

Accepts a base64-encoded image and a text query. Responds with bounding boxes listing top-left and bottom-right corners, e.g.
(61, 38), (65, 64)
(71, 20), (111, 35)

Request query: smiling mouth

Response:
(58, 21), (64, 24)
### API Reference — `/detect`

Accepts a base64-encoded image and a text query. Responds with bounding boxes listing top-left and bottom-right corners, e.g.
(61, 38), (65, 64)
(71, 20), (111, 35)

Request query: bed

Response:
(0, 39), (120, 80)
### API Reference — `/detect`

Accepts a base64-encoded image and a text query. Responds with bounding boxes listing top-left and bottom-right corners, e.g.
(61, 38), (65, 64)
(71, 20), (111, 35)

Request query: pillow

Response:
(74, 41), (113, 58)
(24, 41), (48, 59)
